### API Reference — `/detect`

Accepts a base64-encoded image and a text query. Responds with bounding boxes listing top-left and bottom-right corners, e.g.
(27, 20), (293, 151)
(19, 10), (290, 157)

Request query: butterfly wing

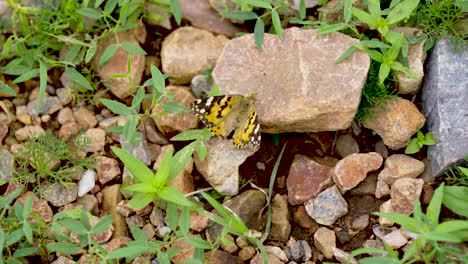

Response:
(231, 100), (261, 148)
(189, 95), (244, 137)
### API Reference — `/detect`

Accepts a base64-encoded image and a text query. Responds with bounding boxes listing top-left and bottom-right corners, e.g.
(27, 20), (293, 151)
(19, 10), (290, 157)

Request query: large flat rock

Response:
(422, 38), (468, 176)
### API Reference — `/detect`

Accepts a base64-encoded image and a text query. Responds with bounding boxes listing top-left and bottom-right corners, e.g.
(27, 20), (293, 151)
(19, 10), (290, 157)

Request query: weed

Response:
(13, 131), (94, 195)
(355, 60), (397, 122)
(405, 130), (437, 154)
(446, 159), (468, 186)
(417, 0), (467, 51)
(350, 183), (468, 263)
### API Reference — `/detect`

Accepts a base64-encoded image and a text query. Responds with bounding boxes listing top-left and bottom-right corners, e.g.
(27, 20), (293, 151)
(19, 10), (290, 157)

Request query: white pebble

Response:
(78, 170), (96, 197)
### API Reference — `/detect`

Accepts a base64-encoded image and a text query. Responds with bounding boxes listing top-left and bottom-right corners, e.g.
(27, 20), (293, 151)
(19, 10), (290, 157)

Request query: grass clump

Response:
(355, 60), (397, 122)
(417, 0), (467, 51)
(13, 131), (94, 195)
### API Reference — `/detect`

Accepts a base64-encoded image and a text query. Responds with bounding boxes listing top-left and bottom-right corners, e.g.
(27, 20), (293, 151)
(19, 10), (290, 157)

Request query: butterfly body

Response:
(190, 94), (261, 148)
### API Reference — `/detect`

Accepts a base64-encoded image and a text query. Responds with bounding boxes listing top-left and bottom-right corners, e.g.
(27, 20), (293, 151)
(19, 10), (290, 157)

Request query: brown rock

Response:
(333, 247), (358, 264)
(421, 184), (434, 205)
(378, 199), (395, 226)
(106, 236), (132, 252)
(57, 107), (75, 125)
(270, 194), (291, 240)
(239, 246), (256, 261)
(74, 107), (98, 129)
(80, 128), (106, 153)
(351, 215), (369, 230)
(293, 206), (318, 231)
(250, 252), (283, 264)
(161, 26), (228, 84)
(14, 125), (45, 141)
(15, 191), (53, 223)
(394, 27), (427, 94)
(391, 178), (424, 215)
(102, 184), (127, 237)
(205, 250), (241, 264)
(383, 230), (408, 249)
(179, 0), (241, 37)
(151, 86), (198, 134)
(213, 27), (370, 133)
(287, 155), (336, 205)
(363, 239), (386, 257)
(95, 28), (146, 99)
(221, 234), (238, 253)
(314, 227), (336, 259)
(96, 156), (121, 185)
(335, 133), (359, 158)
(332, 152), (383, 193)
(51, 256), (75, 264)
(190, 210), (209, 232)
(375, 180), (390, 199)
(378, 154), (425, 185)
(363, 98), (426, 149)
(58, 121), (81, 139)
(171, 238), (195, 264)
(0, 118), (8, 143)
(349, 174), (378, 195)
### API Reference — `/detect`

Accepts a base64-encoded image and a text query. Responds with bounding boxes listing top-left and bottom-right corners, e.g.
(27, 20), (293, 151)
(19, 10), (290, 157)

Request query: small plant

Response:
(14, 131), (94, 195)
(446, 160), (468, 186)
(349, 183), (468, 263)
(355, 60), (397, 122)
(219, 0), (289, 50)
(416, 0), (467, 51)
(47, 208), (114, 262)
(405, 130), (436, 154)
(0, 187), (45, 263)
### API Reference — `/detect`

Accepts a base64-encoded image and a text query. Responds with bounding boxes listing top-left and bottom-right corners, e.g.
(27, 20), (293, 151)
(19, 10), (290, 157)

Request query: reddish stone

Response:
(287, 155), (337, 205)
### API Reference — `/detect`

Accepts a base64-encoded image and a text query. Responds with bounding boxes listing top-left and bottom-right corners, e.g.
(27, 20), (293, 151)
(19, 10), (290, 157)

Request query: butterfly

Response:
(189, 94), (261, 148)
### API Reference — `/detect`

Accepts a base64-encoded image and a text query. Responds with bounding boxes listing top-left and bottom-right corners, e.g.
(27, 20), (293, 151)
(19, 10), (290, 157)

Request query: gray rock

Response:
(194, 137), (257, 195)
(335, 133), (359, 158)
(422, 38), (468, 176)
(0, 149), (14, 182)
(304, 185), (348, 226)
(43, 182), (78, 207)
(191, 74), (213, 98)
(120, 132), (151, 165)
(286, 240), (312, 262)
(269, 194), (291, 240)
(213, 27), (370, 133)
(27, 96), (63, 115)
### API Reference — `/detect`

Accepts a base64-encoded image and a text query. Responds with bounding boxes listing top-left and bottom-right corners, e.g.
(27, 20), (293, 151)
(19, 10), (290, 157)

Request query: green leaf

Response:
(98, 43), (118, 68)
(163, 101), (187, 113)
(12, 69), (39, 84)
(358, 257), (401, 264)
(436, 220), (468, 233)
(0, 230), (5, 248)
(443, 186), (468, 217)
(158, 251), (171, 264)
(254, 18), (265, 51)
(154, 146), (174, 187)
(6, 229), (24, 246)
(124, 183), (156, 193)
(170, 0), (182, 25)
(171, 143), (196, 183)
(405, 138), (420, 154)
(0, 81), (16, 96)
(386, 0), (419, 25)
(336, 46), (356, 63)
(179, 206), (191, 236)
(12, 247), (38, 258)
(194, 141), (207, 160)
(344, 0), (352, 22)
(186, 235), (212, 249)
(166, 201), (178, 231)
(373, 212), (420, 232)
(316, 23), (347, 34)
(352, 8), (377, 28)
(271, 10), (283, 39)
(248, 0), (272, 9)
(427, 183), (444, 224)
(47, 242), (81, 254)
(378, 63), (391, 84)
(150, 65), (166, 94)
(77, 8), (103, 19)
(221, 11), (257, 20)
(360, 39), (391, 49)
(36, 60), (48, 116)
(425, 231), (462, 243)
(112, 146), (154, 184)
(100, 98), (136, 116)
(368, 0), (382, 18)
(59, 218), (88, 235)
(65, 67), (93, 91)
(0, 188), (23, 209)
(299, 0), (306, 20)
(120, 42), (147, 55)
(22, 221), (33, 244)
(129, 224), (147, 241)
(171, 129), (211, 141)
(158, 186), (195, 207)
(423, 132), (436, 145)
(127, 192), (157, 210)
(85, 47), (97, 63)
(90, 215), (113, 234)
(348, 247), (390, 260)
